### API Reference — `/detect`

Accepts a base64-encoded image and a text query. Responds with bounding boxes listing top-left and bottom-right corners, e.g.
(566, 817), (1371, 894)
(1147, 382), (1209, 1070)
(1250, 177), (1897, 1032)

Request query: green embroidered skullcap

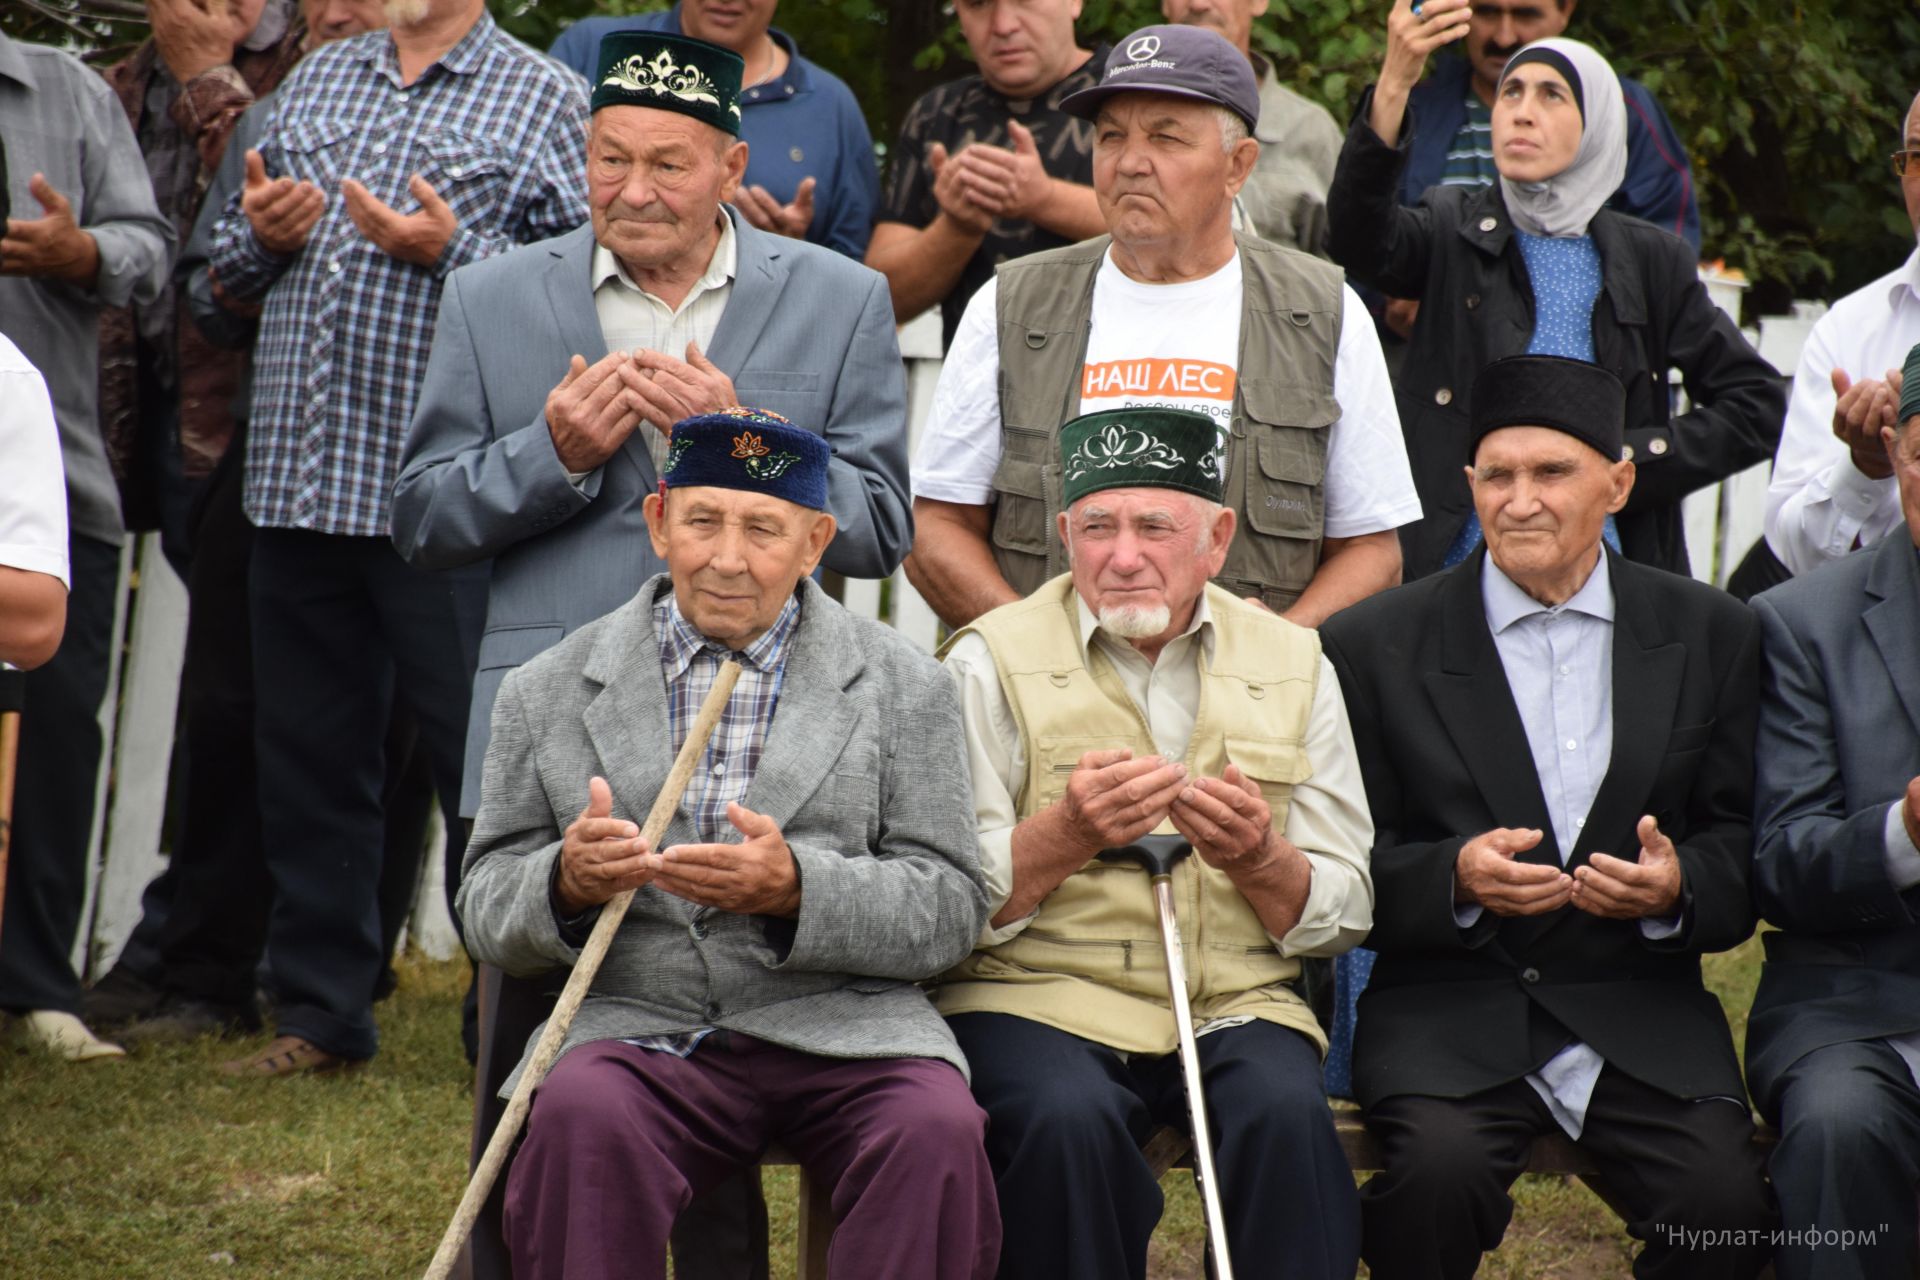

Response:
(1058, 408), (1224, 508)
(592, 32), (744, 136)
(1901, 341), (1920, 423)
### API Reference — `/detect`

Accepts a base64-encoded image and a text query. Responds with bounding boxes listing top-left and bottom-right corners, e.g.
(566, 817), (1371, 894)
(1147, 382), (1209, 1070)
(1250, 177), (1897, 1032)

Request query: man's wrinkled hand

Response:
(1571, 815), (1683, 920)
(241, 148), (324, 255)
(733, 177), (815, 239)
(1831, 367), (1899, 481)
(945, 121), (1052, 220)
(1455, 826), (1571, 916)
(555, 776), (657, 914)
(148, 0), (245, 83)
(629, 341), (738, 434)
(1056, 749), (1189, 856)
(0, 175), (100, 285)
(654, 802), (801, 917)
(546, 350), (649, 473)
(928, 141), (994, 235)
(1171, 763), (1279, 877)
(341, 174), (456, 268)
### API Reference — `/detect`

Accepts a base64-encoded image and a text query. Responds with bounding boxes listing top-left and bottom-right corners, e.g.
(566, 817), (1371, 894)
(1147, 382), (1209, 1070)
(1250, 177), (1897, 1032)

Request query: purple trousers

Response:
(504, 1032), (1001, 1280)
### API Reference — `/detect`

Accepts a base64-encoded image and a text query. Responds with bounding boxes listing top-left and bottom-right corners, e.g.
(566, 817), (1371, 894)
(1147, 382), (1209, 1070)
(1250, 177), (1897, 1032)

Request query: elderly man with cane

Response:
(451, 408), (998, 1280)
(939, 406), (1375, 1280)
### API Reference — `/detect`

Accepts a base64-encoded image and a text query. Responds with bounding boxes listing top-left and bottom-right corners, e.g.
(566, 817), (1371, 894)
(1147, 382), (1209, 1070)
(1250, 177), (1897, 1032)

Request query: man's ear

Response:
(717, 138), (749, 204)
(1225, 136), (1261, 196)
(1606, 459), (1636, 515)
(644, 490), (670, 558)
(799, 510), (837, 575)
(1207, 504), (1237, 575)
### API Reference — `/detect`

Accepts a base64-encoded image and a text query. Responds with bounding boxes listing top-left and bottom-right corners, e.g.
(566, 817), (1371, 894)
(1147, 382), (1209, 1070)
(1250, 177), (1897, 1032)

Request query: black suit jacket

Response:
(1744, 535), (1920, 1119)
(1320, 547), (1761, 1108)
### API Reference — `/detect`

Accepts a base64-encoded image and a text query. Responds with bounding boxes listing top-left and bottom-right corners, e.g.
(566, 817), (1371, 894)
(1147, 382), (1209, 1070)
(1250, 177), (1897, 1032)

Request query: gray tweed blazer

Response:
(457, 574), (987, 1092)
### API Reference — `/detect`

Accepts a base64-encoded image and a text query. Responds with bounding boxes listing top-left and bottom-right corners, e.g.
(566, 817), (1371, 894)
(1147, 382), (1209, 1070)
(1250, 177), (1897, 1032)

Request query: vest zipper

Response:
(1020, 928), (1138, 971)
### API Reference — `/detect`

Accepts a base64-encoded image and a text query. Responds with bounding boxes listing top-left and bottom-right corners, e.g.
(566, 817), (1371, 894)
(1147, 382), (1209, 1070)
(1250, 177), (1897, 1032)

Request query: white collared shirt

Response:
(590, 212), (737, 475)
(1764, 248), (1920, 575)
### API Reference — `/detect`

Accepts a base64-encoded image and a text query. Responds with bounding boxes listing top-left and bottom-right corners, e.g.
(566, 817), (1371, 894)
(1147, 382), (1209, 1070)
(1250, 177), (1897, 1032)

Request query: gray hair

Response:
(1213, 106), (1249, 154)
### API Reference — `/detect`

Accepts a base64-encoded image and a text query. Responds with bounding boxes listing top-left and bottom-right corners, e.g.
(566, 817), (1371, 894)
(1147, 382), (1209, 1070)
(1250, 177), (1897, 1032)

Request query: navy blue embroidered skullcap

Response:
(661, 408), (830, 511)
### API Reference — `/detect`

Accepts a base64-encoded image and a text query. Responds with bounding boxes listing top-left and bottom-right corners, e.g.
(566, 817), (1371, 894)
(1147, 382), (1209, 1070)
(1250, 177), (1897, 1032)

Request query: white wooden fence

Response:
(72, 295), (1820, 976)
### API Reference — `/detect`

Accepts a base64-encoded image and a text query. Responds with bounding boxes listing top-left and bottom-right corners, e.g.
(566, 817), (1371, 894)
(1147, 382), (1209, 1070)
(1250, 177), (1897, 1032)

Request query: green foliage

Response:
(7, 0), (1913, 303)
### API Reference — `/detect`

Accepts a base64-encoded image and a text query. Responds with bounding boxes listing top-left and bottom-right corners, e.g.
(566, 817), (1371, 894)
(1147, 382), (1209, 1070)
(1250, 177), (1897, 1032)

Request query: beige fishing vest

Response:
(936, 574), (1328, 1056)
(989, 232), (1345, 613)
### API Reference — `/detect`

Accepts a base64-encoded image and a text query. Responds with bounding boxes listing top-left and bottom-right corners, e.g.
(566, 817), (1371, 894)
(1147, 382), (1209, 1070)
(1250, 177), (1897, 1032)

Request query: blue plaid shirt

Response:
(655, 589), (801, 843)
(617, 587), (800, 1059)
(208, 12), (588, 536)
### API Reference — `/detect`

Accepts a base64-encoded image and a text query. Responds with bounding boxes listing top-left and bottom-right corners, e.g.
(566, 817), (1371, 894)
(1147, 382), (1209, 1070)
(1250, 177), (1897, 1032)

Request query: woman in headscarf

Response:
(1326, 0), (1785, 580)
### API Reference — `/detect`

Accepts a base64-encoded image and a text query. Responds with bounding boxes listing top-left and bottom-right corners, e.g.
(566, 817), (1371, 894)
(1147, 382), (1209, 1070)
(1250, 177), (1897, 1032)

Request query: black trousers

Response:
(1766, 1039), (1920, 1280)
(1361, 1069), (1773, 1280)
(113, 445), (437, 1013)
(948, 1011), (1360, 1280)
(0, 533), (121, 1013)
(464, 962), (770, 1280)
(249, 528), (482, 1059)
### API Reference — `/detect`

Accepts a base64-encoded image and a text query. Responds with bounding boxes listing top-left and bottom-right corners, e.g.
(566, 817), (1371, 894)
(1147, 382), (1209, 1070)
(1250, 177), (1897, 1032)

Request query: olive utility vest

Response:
(935, 575), (1328, 1056)
(989, 233), (1345, 613)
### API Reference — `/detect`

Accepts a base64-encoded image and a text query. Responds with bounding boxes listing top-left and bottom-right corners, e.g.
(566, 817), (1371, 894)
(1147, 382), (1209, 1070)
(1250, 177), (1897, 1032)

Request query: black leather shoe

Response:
(121, 999), (262, 1045)
(79, 966), (165, 1031)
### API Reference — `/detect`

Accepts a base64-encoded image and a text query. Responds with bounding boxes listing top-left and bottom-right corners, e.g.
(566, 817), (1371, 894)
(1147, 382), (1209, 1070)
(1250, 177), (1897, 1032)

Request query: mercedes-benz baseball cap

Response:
(1059, 25), (1260, 130)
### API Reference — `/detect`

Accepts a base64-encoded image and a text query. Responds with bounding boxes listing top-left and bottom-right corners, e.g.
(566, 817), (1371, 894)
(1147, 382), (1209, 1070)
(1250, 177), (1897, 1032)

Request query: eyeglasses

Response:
(1893, 149), (1920, 177)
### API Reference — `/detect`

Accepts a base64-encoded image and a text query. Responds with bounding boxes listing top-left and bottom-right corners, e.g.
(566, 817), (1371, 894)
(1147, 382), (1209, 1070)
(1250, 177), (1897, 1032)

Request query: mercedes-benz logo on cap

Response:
(1125, 34), (1161, 61)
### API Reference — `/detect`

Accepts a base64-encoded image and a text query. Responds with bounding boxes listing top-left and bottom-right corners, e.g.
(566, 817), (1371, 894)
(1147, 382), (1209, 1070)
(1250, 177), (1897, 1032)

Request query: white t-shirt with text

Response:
(914, 247), (1422, 542)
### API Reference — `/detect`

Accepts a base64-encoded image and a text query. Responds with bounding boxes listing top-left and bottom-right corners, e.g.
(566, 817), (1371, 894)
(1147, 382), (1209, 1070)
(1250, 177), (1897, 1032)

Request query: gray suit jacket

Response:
(456, 575), (986, 1092)
(1745, 533), (1920, 1117)
(391, 212), (912, 813)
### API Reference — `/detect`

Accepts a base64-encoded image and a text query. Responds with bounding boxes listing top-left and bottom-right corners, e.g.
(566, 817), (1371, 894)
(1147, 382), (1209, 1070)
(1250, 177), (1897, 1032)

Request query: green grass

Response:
(0, 939), (1767, 1279)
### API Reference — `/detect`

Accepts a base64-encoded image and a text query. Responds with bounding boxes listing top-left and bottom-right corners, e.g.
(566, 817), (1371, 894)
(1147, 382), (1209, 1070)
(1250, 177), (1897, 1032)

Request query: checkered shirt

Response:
(207, 11), (589, 536)
(655, 589), (802, 844)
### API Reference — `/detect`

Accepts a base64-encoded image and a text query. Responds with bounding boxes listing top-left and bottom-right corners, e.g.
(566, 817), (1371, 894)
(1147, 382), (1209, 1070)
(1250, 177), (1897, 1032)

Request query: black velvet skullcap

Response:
(1468, 355), (1627, 464)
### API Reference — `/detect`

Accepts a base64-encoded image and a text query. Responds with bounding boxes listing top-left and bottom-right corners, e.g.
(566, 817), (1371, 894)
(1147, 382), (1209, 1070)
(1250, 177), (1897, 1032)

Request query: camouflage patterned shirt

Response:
(877, 45), (1109, 349)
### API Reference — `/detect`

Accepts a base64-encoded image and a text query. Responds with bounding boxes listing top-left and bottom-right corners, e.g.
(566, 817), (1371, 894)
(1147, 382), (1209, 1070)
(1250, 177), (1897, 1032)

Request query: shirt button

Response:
(1649, 438), (1669, 456)
(1558, 664), (1569, 675)
(1465, 293), (1480, 310)
(373, 142), (387, 155)
(1435, 388), (1453, 406)
(1521, 967), (1541, 984)
(1565, 739), (1577, 751)
(691, 922), (708, 940)
(1623, 444), (1636, 460)
(328, 259), (342, 273)
(1479, 216), (1499, 232)
(711, 763), (726, 777)
(396, 91), (408, 101)
(704, 1002), (721, 1021)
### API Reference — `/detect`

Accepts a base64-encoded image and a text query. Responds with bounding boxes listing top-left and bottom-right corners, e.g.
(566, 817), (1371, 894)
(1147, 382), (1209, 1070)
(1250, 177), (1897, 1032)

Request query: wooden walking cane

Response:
(0, 664), (23, 952)
(422, 659), (743, 1280)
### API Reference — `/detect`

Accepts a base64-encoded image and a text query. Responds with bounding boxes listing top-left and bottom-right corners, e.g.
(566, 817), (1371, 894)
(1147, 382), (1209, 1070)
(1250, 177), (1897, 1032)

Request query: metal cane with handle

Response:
(1098, 834), (1235, 1280)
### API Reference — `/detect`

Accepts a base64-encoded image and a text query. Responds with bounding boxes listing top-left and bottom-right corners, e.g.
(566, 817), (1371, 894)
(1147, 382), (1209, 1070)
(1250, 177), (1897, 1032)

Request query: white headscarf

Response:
(1495, 37), (1627, 239)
